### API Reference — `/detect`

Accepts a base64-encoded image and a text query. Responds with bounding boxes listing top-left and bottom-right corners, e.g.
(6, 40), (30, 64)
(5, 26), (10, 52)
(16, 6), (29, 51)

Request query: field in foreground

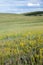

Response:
(0, 14), (43, 65)
(0, 32), (43, 65)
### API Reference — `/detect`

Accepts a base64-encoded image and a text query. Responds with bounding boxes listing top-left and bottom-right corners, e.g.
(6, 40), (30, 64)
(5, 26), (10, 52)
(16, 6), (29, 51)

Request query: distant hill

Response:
(23, 11), (43, 16)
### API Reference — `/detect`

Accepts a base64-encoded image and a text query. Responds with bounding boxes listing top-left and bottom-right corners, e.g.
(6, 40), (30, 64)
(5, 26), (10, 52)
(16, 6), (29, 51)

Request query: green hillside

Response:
(0, 12), (43, 65)
(0, 13), (43, 34)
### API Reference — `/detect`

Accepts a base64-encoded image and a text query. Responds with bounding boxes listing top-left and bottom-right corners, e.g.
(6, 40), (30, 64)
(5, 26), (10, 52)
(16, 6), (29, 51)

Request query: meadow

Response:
(0, 14), (43, 34)
(0, 13), (43, 65)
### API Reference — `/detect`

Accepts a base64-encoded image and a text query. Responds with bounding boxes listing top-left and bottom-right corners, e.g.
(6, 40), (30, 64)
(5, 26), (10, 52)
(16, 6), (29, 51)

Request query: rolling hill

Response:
(0, 11), (43, 34)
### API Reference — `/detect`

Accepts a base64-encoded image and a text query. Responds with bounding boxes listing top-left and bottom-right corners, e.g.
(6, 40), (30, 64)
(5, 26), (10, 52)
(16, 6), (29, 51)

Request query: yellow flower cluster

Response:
(0, 31), (43, 65)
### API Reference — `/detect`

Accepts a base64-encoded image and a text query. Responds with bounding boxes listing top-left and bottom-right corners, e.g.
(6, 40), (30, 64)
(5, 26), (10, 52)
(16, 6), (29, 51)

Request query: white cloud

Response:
(0, 4), (10, 6)
(0, 0), (43, 13)
(27, 3), (40, 6)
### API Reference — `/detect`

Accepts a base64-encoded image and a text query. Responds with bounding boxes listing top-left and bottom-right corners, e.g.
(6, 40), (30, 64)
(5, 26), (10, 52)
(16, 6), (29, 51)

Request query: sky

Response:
(0, 0), (43, 13)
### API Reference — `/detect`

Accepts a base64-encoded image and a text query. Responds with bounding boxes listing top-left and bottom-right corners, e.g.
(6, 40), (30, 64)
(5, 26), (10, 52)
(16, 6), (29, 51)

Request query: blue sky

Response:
(0, 0), (43, 13)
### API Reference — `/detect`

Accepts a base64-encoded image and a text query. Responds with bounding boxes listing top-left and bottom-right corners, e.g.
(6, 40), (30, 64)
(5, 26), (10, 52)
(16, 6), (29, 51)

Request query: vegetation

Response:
(0, 13), (43, 34)
(24, 11), (43, 16)
(0, 32), (43, 65)
(0, 12), (43, 65)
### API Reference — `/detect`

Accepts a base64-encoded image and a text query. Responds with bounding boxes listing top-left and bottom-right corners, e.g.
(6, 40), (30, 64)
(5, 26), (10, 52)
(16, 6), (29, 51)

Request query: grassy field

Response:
(0, 14), (43, 34)
(0, 14), (43, 65)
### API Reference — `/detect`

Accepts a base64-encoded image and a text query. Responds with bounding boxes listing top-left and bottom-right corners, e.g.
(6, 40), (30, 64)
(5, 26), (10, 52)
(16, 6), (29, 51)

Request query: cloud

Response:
(0, 0), (43, 13)
(27, 3), (40, 6)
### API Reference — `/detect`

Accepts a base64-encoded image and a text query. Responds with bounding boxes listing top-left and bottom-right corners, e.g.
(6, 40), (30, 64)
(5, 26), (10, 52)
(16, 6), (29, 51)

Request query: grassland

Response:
(0, 14), (43, 34)
(0, 13), (43, 65)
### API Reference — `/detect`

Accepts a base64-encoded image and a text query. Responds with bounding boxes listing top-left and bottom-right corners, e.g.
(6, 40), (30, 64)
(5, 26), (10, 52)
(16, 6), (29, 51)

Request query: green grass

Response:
(0, 13), (43, 65)
(0, 14), (43, 34)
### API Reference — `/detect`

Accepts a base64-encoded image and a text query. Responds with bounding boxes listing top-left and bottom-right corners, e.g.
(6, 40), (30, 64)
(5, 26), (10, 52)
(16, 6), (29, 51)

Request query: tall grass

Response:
(0, 31), (43, 65)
